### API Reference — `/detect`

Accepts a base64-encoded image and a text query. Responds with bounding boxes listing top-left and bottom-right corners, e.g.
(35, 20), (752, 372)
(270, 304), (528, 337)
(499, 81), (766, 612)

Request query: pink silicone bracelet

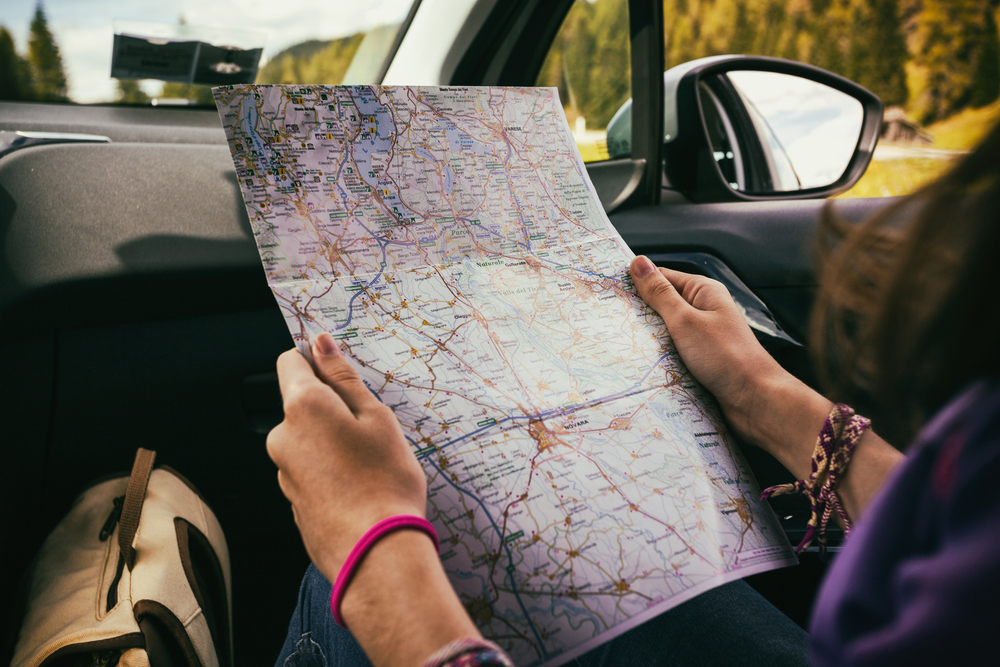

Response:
(330, 515), (439, 627)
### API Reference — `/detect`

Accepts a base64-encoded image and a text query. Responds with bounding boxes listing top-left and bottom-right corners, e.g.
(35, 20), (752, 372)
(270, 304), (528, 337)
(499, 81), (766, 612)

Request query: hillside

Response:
(257, 33), (365, 85)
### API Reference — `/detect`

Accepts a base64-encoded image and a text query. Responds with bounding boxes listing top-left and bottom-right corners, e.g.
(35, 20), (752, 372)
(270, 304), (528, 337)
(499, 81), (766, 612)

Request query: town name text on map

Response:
(215, 84), (796, 666)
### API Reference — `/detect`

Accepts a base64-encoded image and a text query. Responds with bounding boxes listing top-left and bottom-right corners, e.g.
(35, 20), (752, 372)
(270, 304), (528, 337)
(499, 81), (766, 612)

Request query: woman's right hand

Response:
(629, 255), (902, 517)
(629, 255), (833, 478)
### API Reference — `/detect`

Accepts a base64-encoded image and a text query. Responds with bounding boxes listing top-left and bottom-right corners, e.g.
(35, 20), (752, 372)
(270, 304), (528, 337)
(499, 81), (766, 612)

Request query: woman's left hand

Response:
(267, 333), (482, 666)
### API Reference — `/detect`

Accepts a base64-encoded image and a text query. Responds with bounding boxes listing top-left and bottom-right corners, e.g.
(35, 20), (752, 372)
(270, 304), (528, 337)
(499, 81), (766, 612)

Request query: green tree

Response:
(116, 80), (149, 105)
(0, 26), (34, 100)
(659, 0), (909, 106)
(27, 3), (67, 101)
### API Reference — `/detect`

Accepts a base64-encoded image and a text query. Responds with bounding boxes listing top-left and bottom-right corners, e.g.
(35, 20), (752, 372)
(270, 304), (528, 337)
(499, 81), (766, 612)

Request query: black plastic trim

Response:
(449, 0), (575, 86)
(375, 0), (424, 83)
(624, 0), (664, 208)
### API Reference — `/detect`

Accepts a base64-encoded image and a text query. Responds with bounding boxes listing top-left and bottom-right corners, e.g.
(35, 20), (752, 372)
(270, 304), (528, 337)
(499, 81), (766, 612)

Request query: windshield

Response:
(0, 0), (417, 106)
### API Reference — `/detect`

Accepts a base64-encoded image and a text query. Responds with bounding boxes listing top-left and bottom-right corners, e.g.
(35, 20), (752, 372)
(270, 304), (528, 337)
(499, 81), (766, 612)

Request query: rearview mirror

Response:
(606, 55), (883, 202)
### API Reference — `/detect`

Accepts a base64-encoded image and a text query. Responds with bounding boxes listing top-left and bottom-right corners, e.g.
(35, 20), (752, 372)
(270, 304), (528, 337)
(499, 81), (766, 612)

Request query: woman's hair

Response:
(811, 121), (1000, 446)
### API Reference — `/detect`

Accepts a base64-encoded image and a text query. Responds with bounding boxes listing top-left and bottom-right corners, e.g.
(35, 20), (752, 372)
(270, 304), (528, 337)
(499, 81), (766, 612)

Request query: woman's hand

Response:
(630, 256), (786, 434)
(267, 333), (427, 582)
(629, 256), (901, 517)
(629, 256), (833, 477)
(267, 333), (481, 666)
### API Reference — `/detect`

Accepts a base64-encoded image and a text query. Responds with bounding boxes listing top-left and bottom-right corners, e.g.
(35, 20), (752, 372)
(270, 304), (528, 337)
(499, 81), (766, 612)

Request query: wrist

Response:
(340, 530), (480, 667)
(735, 372), (833, 480)
(312, 503), (427, 584)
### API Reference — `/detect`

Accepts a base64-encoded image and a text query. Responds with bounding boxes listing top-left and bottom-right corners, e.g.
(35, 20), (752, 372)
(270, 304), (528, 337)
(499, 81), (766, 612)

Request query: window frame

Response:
(441, 0), (664, 211)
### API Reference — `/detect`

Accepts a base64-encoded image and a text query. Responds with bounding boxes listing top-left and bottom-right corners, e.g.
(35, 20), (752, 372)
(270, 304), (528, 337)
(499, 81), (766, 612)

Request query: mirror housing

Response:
(607, 55), (883, 203)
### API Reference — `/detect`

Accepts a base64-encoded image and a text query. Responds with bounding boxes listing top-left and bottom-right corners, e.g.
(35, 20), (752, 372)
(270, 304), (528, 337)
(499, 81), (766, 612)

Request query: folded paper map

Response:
(215, 84), (796, 666)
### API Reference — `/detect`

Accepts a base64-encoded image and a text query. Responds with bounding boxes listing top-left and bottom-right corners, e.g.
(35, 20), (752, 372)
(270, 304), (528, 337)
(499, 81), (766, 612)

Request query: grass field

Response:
(837, 157), (952, 198)
(924, 100), (1000, 150)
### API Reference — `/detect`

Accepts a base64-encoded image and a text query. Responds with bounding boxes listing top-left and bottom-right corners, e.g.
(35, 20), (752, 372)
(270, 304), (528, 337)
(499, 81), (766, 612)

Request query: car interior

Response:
(1, 0), (899, 663)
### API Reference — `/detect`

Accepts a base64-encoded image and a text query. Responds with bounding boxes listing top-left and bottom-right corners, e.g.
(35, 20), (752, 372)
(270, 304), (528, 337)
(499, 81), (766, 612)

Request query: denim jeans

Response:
(274, 564), (809, 667)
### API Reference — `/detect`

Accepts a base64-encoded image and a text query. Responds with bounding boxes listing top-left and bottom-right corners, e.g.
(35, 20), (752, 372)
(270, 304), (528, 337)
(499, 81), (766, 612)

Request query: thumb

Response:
(311, 332), (375, 415)
(630, 256), (692, 329)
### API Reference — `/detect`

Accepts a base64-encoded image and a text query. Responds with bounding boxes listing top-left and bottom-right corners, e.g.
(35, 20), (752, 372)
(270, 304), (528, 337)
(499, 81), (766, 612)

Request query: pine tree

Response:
(868, 0), (909, 106)
(847, 0), (908, 106)
(588, 0), (630, 127)
(0, 26), (34, 101)
(970, 4), (1000, 107)
(28, 3), (67, 101)
(729, 2), (757, 56)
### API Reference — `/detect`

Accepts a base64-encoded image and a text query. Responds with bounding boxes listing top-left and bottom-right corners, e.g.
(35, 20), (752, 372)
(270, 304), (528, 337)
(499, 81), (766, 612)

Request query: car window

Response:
(658, 0), (1000, 198)
(534, 0), (631, 163)
(0, 0), (417, 107)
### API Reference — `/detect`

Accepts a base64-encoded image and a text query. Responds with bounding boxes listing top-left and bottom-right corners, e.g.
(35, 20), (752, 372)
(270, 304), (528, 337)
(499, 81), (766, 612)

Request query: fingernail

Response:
(314, 332), (341, 357)
(632, 256), (655, 278)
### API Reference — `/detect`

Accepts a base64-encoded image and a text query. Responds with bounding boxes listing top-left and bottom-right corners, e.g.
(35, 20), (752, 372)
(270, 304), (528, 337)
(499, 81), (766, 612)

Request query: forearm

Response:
(337, 530), (482, 667)
(740, 372), (904, 520)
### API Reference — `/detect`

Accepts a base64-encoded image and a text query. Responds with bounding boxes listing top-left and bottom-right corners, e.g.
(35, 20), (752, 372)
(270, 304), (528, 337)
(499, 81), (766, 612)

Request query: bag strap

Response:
(119, 448), (157, 570)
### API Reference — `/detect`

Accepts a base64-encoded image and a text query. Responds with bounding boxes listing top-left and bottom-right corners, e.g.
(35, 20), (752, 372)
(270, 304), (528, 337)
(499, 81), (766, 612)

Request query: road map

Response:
(215, 84), (796, 666)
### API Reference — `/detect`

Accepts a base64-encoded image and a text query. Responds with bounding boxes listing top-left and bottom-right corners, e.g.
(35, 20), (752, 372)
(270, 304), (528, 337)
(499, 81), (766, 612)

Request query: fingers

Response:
(274, 334), (377, 417)
(276, 348), (328, 407)
(311, 332), (376, 415)
(657, 267), (705, 298)
(630, 256), (692, 328)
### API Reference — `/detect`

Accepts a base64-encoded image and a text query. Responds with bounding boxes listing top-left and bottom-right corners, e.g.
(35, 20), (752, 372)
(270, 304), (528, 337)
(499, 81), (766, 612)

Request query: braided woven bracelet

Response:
(761, 403), (871, 557)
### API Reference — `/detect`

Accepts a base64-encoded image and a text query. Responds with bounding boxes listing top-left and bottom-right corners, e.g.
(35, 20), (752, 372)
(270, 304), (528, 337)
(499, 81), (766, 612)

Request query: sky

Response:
(0, 0), (414, 103)
(729, 70), (864, 189)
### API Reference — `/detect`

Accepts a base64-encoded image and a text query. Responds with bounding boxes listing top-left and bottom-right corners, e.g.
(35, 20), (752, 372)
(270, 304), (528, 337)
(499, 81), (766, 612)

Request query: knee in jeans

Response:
(283, 632), (328, 667)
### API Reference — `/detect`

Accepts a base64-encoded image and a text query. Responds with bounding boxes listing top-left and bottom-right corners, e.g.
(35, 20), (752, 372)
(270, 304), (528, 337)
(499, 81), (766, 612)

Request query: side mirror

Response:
(606, 55), (883, 202)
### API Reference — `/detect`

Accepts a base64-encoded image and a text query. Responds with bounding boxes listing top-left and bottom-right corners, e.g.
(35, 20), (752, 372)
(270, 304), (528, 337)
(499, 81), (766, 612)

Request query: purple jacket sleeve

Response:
(810, 382), (1000, 666)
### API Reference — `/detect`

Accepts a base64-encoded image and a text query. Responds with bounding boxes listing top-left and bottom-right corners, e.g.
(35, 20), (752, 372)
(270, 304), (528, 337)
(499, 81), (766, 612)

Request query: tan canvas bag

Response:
(11, 449), (233, 667)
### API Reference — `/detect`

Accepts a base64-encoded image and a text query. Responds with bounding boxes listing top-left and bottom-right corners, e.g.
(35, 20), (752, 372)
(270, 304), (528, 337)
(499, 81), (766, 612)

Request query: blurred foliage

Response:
(659, 0), (910, 107)
(536, 0), (632, 130)
(0, 3), (68, 103)
(257, 34), (364, 85)
(535, 0), (1000, 133)
(116, 80), (149, 105)
(903, 0), (1000, 123)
